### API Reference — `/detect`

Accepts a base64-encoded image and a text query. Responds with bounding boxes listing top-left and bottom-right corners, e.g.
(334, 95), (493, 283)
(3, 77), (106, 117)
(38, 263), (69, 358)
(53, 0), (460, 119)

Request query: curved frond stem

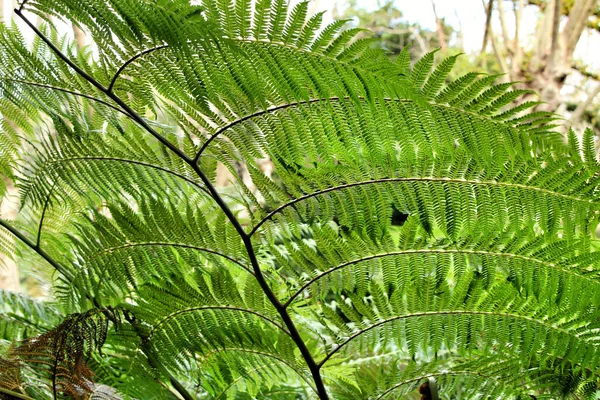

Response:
(17, 13), (331, 397)
(200, 347), (315, 393)
(0, 218), (72, 281)
(193, 97), (338, 163)
(16, 0), (29, 13)
(215, 364), (273, 399)
(284, 249), (597, 308)
(250, 177), (593, 236)
(14, 9), (193, 164)
(107, 45), (169, 92)
(193, 93), (535, 166)
(149, 305), (289, 337)
(0, 79), (128, 116)
(14, 10), (107, 93)
(36, 182), (56, 248)
(51, 351), (59, 399)
(13, 14), (239, 400)
(0, 387), (34, 400)
(0, 219), (107, 310)
(42, 156), (210, 196)
(123, 310), (195, 400)
(374, 371), (501, 399)
(86, 242), (252, 274)
(318, 310), (590, 368)
(163, 172), (331, 398)
(14, 10), (330, 398)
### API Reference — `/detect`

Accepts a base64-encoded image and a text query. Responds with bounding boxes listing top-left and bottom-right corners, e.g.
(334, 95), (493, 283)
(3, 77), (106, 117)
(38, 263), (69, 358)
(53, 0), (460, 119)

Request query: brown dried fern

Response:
(1, 308), (121, 399)
(0, 355), (22, 399)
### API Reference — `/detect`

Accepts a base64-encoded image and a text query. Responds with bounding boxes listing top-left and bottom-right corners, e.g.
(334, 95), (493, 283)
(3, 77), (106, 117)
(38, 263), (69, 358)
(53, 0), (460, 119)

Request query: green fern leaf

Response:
(421, 53), (460, 99)
(394, 44), (412, 75)
(409, 49), (439, 89)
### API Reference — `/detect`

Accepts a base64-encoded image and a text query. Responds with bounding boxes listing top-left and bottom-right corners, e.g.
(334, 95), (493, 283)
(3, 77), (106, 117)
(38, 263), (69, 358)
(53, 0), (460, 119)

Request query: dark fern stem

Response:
(14, 8), (331, 399)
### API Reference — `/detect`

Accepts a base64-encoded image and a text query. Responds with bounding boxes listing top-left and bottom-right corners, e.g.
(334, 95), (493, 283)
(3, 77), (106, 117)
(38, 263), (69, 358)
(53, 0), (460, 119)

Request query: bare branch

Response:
(431, 0), (447, 52)
(573, 63), (600, 80)
(490, 31), (510, 77)
(548, 0), (562, 75)
(562, 0), (596, 58)
(511, 0), (525, 79)
(482, 0), (495, 53)
(454, 9), (465, 50)
(497, 0), (512, 49)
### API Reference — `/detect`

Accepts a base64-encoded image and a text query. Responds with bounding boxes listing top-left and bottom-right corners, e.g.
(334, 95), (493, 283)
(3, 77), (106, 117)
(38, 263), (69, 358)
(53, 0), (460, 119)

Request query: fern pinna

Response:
(0, 0), (598, 398)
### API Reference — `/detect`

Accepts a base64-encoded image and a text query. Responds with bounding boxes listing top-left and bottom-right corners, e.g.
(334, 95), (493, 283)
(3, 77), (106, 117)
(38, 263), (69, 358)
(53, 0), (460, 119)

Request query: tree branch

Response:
(511, 0), (525, 79)
(561, 0), (596, 58)
(548, 0), (562, 75)
(573, 63), (600, 80)
(72, 23), (85, 50)
(490, 30), (510, 77)
(497, 0), (512, 49)
(481, 0), (495, 53)
(430, 0), (447, 52)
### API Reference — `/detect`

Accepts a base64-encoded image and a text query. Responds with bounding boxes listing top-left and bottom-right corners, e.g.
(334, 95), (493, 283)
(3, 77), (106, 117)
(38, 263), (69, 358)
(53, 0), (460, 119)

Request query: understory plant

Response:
(0, 0), (599, 399)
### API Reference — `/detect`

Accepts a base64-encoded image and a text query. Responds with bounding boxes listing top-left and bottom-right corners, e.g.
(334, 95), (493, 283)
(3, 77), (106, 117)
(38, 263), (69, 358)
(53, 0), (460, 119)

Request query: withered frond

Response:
(7, 308), (121, 399)
(0, 355), (21, 397)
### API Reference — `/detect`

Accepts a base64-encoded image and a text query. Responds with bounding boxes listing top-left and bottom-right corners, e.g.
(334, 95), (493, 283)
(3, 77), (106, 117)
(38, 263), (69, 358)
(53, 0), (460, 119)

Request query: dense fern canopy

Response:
(0, 0), (599, 398)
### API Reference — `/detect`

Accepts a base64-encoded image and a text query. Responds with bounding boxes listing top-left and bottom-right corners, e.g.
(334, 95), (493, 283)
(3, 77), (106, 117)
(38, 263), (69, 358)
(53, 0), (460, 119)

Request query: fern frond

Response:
(1, 1), (598, 398)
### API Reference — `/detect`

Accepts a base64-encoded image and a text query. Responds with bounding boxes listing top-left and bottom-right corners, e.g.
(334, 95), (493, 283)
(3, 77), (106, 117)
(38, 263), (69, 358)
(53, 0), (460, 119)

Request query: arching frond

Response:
(0, 0), (598, 398)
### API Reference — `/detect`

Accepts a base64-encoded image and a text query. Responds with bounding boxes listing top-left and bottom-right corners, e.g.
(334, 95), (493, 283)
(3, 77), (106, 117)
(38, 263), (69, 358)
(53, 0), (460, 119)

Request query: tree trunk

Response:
(517, 0), (595, 112)
(72, 23), (85, 49)
(431, 0), (447, 52)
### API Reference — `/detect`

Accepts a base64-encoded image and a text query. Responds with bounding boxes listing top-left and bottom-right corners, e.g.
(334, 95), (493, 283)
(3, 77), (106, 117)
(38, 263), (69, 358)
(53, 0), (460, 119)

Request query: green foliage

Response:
(0, 0), (599, 399)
